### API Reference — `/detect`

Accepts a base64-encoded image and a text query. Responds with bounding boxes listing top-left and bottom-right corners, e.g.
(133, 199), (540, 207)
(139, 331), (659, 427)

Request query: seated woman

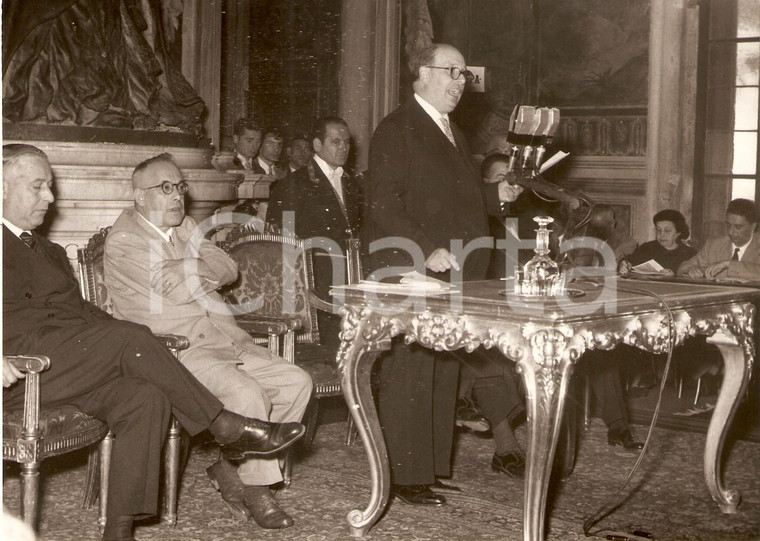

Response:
(618, 209), (696, 276)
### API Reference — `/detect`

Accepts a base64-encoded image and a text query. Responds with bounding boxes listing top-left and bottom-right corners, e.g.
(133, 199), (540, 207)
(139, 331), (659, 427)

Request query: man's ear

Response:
(312, 137), (322, 154)
(419, 66), (429, 82)
(232, 134), (239, 147)
(133, 188), (145, 206)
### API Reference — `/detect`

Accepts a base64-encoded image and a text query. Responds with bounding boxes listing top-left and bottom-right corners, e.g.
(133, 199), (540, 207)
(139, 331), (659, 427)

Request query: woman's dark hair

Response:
(653, 209), (689, 240)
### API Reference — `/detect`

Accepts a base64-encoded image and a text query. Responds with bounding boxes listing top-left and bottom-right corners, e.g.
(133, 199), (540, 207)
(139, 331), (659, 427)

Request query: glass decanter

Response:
(522, 216), (560, 296)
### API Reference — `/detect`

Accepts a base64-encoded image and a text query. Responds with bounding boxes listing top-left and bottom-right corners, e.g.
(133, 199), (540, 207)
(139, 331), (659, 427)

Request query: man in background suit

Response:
(2, 144), (305, 541)
(103, 154), (311, 530)
(363, 43), (522, 505)
(284, 134), (314, 173)
(267, 116), (361, 352)
(678, 198), (760, 281)
(231, 118), (264, 171)
(252, 126), (287, 180)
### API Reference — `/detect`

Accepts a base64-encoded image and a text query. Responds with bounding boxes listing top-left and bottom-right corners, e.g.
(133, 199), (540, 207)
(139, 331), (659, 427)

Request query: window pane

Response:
(737, 0), (760, 38)
(736, 42), (760, 85)
(735, 87), (759, 130)
(731, 178), (756, 200)
(733, 131), (758, 174)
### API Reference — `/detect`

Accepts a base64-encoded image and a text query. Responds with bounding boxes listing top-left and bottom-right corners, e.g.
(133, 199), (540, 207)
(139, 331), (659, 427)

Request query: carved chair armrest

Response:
(308, 291), (335, 314)
(154, 334), (190, 352)
(4, 355), (51, 441)
(234, 314), (303, 337)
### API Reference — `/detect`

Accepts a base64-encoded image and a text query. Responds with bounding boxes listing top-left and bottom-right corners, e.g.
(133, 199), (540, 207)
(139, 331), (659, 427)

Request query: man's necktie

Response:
(20, 231), (36, 250)
(168, 234), (174, 247)
(246, 158), (253, 170)
(440, 116), (456, 147)
(732, 247), (740, 261)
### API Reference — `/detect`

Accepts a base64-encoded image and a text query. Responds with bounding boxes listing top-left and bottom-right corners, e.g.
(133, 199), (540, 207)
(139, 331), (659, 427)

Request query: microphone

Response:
(509, 171), (581, 210)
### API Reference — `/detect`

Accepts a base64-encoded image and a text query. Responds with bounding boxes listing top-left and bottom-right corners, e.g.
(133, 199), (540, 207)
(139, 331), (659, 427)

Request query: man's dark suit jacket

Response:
(364, 97), (503, 282)
(362, 97), (504, 487)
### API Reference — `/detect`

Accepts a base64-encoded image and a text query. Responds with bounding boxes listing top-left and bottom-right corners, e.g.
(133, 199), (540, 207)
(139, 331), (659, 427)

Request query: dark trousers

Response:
(455, 348), (525, 428)
(4, 319), (224, 518)
(376, 339), (459, 486)
(583, 349), (629, 430)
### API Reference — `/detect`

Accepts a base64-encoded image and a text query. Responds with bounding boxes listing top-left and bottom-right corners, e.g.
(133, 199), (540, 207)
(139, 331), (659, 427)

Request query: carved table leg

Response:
(517, 329), (576, 541)
(338, 311), (392, 537)
(705, 329), (753, 513)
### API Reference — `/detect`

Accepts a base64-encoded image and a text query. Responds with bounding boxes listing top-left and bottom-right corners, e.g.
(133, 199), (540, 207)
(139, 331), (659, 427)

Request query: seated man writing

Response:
(104, 153), (312, 530)
(678, 198), (760, 281)
(2, 144), (304, 541)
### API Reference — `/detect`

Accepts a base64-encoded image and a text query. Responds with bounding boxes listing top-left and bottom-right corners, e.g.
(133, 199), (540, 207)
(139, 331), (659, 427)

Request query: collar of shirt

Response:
(137, 211), (174, 244)
(733, 232), (753, 260)
(414, 93), (451, 136)
(2, 218), (26, 239)
(313, 154), (343, 182)
(235, 153), (252, 170)
(257, 156), (272, 175)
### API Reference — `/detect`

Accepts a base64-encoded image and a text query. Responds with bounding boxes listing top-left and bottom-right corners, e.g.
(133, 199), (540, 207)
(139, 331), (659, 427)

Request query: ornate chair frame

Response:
(77, 227), (186, 527)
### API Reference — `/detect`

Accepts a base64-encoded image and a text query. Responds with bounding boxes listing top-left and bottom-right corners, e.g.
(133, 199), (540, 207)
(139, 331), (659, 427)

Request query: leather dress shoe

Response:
(455, 397), (491, 433)
(220, 418), (305, 460)
(206, 460), (250, 521)
(391, 484), (446, 506)
(243, 486), (294, 529)
(491, 450), (526, 478)
(607, 427), (644, 450)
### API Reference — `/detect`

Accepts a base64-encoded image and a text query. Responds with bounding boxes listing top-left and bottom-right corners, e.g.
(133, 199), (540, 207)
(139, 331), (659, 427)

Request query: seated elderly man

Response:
(678, 198), (760, 281)
(104, 153), (312, 530)
(3, 144), (304, 541)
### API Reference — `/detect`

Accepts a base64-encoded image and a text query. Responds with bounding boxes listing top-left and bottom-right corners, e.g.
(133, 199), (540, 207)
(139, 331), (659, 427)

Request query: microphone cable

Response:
(573, 279), (678, 539)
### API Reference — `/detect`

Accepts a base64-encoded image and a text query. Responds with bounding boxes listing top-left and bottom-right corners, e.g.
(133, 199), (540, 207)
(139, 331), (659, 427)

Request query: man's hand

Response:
(3, 358), (25, 388)
(425, 248), (460, 274)
(686, 267), (706, 279)
(151, 260), (186, 296)
(498, 181), (524, 203)
(705, 260), (730, 280)
(618, 260), (632, 275)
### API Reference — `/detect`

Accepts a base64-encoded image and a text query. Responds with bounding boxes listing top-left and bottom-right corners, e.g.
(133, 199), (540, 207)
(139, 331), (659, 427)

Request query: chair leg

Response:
(163, 417), (181, 527)
(583, 373), (592, 430)
(693, 377), (703, 406)
(81, 444), (101, 511)
(282, 448), (293, 488)
(345, 413), (358, 445)
(98, 432), (113, 532)
(20, 461), (41, 531)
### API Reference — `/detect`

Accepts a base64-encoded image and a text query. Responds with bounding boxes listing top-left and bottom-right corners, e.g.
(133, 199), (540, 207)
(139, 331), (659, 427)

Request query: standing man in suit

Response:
(103, 154), (312, 530)
(678, 198), (760, 281)
(2, 144), (305, 541)
(363, 43), (522, 505)
(231, 118), (264, 171)
(267, 116), (362, 352)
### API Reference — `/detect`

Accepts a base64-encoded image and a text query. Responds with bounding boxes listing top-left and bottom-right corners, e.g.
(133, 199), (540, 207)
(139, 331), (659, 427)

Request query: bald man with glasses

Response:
(104, 153), (312, 530)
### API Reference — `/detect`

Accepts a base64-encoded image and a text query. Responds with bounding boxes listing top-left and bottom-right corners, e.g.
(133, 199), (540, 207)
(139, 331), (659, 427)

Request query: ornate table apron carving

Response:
(334, 279), (757, 540)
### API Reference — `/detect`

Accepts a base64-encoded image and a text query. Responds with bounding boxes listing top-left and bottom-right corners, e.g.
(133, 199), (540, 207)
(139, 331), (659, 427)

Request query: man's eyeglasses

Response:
(425, 66), (475, 83)
(143, 180), (189, 195)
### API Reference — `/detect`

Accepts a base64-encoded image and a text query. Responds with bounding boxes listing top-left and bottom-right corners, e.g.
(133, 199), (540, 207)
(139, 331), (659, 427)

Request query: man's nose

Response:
(41, 185), (55, 203)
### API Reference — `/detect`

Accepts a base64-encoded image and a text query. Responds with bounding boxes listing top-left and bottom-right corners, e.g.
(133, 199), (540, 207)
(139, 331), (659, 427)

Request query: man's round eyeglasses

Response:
(425, 66), (475, 83)
(143, 181), (189, 195)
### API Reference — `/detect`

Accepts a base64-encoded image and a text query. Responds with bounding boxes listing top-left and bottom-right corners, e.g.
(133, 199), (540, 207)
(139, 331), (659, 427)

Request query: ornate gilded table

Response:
(334, 278), (758, 541)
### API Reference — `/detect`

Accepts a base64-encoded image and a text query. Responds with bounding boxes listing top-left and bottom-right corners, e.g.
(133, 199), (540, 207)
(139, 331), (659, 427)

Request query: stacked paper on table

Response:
(334, 271), (457, 295)
(631, 259), (664, 274)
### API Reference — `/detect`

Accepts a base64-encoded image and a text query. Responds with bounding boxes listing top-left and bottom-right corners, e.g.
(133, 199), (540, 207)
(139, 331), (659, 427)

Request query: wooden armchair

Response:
(77, 227), (187, 527)
(3, 354), (111, 530)
(220, 226), (359, 455)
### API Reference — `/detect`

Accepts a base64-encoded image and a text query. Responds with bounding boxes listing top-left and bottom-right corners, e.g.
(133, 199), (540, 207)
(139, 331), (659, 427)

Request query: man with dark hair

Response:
(103, 153), (312, 530)
(232, 118), (264, 171)
(267, 116), (361, 353)
(284, 134), (314, 173)
(2, 144), (305, 541)
(253, 127), (287, 179)
(363, 43), (521, 505)
(678, 198), (760, 280)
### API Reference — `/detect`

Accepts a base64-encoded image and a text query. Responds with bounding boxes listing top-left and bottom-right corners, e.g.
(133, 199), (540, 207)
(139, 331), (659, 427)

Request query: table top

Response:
(338, 278), (760, 324)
